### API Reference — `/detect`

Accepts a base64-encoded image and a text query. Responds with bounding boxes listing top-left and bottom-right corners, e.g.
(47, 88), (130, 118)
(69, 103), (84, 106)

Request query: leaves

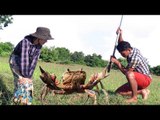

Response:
(0, 15), (13, 30)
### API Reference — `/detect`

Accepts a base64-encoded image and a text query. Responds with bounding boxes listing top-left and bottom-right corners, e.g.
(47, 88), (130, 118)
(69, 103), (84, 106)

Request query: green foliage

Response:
(0, 42), (14, 57)
(112, 57), (128, 70)
(0, 15), (13, 29)
(40, 46), (58, 62)
(1, 41), (159, 75)
(151, 65), (160, 76)
(40, 46), (108, 67)
(1, 57), (160, 105)
(84, 55), (94, 67)
(40, 47), (72, 64)
(84, 53), (107, 67)
(70, 51), (85, 64)
(40, 46), (108, 68)
(55, 47), (71, 61)
(0, 73), (13, 105)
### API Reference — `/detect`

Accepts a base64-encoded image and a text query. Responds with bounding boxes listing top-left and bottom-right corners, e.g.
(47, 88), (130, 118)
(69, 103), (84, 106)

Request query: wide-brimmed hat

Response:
(31, 27), (54, 40)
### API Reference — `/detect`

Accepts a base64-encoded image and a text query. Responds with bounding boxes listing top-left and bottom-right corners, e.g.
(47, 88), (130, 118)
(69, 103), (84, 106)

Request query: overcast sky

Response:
(0, 15), (160, 67)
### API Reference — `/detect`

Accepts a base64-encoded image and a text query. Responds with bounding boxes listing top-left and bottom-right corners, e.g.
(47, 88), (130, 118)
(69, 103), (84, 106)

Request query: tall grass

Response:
(0, 57), (160, 105)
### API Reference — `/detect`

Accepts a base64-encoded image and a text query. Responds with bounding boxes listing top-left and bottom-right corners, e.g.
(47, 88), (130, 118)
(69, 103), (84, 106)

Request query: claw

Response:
(39, 66), (46, 74)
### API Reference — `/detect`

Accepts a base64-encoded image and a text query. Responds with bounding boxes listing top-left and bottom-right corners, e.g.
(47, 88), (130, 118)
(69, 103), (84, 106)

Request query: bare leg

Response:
(124, 71), (138, 103)
(119, 89), (150, 100)
(116, 82), (150, 103)
(141, 89), (150, 100)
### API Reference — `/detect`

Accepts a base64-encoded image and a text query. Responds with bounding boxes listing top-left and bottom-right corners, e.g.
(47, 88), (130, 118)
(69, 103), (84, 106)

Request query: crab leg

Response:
(40, 84), (50, 103)
(84, 89), (97, 105)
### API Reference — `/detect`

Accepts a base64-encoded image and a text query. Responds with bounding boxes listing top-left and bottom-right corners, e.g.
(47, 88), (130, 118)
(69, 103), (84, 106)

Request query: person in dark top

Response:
(9, 27), (54, 105)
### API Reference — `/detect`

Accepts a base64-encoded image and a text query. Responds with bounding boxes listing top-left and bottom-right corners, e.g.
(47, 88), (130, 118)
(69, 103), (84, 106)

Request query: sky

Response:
(0, 15), (160, 67)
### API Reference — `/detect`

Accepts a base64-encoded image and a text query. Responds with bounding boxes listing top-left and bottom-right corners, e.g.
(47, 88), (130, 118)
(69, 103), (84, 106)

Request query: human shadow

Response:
(95, 89), (116, 95)
(106, 90), (117, 95)
(0, 74), (13, 105)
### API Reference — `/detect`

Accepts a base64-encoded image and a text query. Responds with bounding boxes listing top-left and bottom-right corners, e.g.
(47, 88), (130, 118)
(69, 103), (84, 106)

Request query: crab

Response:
(39, 66), (109, 105)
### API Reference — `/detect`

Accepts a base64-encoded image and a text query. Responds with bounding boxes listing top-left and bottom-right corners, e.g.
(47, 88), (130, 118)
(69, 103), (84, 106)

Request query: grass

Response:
(0, 57), (160, 105)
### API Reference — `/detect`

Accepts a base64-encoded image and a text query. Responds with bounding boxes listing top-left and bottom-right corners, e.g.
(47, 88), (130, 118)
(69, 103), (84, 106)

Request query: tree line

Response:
(1, 16), (159, 75)
(0, 42), (159, 76)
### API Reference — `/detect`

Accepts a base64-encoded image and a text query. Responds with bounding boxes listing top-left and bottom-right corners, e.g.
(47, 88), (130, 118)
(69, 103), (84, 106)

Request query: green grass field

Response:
(0, 57), (160, 105)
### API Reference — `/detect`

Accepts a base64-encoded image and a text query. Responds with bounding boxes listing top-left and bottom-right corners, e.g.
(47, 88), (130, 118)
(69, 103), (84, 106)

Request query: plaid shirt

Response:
(127, 48), (151, 78)
(12, 38), (42, 78)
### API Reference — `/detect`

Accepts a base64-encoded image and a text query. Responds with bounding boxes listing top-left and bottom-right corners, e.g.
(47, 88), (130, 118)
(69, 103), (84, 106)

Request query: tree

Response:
(84, 53), (107, 67)
(151, 65), (160, 76)
(112, 57), (128, 70)
(0, 15), (13, 29)
(0, 42), (14, 57)
(55, 47), (71, 61)
(70, 51), (85, 64)
(84, 55), (94, 67)
(40, 46), (59, 62)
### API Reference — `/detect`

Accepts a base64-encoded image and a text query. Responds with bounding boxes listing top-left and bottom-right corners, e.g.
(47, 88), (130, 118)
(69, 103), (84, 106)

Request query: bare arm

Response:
(111, 56), (136, 76)
(116, 27), (123, 43)
(110, 56), (127, 75)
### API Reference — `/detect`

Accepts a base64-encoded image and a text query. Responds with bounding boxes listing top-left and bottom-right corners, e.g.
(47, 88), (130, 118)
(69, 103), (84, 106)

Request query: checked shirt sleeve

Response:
(20, 39), (30, 78)
(29, 47), (41, 78)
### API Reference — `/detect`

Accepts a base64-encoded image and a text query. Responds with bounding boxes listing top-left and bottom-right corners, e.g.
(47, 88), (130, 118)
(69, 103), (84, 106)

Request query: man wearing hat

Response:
(9, 27), (54, 105)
